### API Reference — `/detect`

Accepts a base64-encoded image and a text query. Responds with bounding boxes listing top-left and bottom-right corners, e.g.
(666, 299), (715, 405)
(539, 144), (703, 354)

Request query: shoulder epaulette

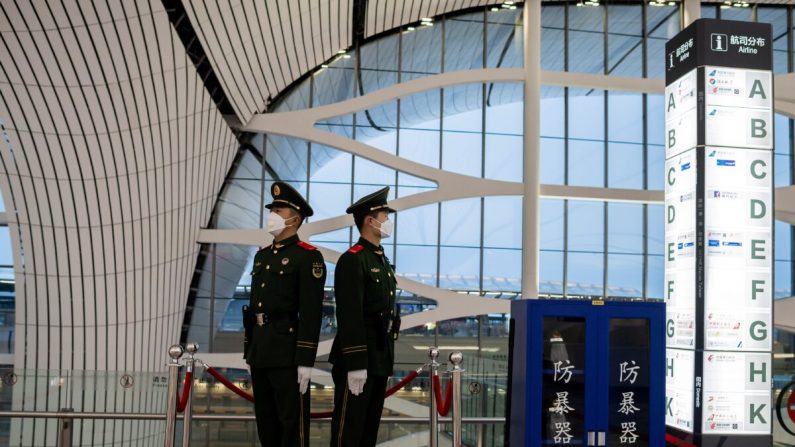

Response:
(347, 244), (364, 254)
(297, 241), (317, 251)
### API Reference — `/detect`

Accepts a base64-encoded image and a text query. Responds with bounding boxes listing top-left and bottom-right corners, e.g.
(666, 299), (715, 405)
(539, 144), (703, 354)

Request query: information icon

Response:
(711, 33), (728, 52)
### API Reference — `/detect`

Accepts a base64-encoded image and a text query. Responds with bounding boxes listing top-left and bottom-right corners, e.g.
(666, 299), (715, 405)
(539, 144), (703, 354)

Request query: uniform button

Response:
(376, 279), (380, 283)
(258, 302), (262, 307)
(273, 250), (278, 254)
(261, 283), (265, 288)
(390, 291), (393, 296)
(266, 265), (270, 270)
(289, 328), (294, 333)
(280, 271), (283, 275)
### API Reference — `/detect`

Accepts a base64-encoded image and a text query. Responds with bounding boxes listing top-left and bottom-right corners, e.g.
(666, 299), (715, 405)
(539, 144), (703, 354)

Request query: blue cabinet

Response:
(509, 300), (665, 446)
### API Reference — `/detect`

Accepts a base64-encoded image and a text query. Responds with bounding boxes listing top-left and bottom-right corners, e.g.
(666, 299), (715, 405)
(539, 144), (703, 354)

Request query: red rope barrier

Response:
(311, 370), (420, 419)
(385, 370), (419, 398)
(664, 434), (697, 447)
(203, 365), (421, 419)
(206, 367), (255, 402)
(432, 374), (453, 416)
(176, 371), (193, 413)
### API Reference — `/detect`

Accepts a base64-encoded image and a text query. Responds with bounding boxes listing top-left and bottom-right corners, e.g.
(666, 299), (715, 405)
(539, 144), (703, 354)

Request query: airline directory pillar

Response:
(664, 19), (773, 446)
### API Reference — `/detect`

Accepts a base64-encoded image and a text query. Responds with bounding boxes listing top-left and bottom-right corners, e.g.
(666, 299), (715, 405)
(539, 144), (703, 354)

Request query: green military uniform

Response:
(244, 182), (326, 447)
(330, 187), (399, 447)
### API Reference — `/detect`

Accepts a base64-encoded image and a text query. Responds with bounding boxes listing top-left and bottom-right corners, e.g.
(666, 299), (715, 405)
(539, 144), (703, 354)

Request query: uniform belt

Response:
(364, 312), (391, 325)
(364, 311), (398, 349)
(254, 312), (297, 327)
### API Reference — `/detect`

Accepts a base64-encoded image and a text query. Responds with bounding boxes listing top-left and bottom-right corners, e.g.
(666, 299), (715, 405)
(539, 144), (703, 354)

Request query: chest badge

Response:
(370, 267), (381, 273)
(312, 262), (324, 279)
(281, 258), (290, 265)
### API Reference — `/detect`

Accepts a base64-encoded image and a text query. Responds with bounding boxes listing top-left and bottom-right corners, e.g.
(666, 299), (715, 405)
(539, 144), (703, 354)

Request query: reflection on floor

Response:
(185, 421), (453, 447)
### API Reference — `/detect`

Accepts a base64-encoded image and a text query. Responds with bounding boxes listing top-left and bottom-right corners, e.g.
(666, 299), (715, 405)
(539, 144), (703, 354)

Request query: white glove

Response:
(297, 366), (312, 394)
(347, 369), (367, 396)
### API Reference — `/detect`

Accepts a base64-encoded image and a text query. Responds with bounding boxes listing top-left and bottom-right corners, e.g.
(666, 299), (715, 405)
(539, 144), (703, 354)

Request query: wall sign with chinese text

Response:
(664, 18), (773, 446)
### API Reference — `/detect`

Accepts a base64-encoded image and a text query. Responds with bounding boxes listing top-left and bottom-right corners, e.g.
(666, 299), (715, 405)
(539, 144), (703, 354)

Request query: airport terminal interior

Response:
(0, 0), (794, 445)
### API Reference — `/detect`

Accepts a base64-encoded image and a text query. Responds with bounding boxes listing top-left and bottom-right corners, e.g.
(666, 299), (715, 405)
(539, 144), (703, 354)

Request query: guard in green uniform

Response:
(244, 181), (326, 447)
(329, 186), (400, 447)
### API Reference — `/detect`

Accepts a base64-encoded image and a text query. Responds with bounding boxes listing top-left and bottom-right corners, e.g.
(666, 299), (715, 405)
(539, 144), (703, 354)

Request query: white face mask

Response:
(267, 212), (294, 237)
(370, 217), (393, 239)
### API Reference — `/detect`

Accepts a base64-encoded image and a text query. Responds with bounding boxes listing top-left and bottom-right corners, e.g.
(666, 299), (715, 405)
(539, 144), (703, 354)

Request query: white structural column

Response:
(683, 0), (701, 27)
(522, 0), (541, 299)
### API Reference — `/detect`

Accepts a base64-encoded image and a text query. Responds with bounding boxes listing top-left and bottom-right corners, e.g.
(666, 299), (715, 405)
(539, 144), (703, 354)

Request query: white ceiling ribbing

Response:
(182, 0), (352, 121)
(182, 0), (509, 124)
(0, 1), (238, 442)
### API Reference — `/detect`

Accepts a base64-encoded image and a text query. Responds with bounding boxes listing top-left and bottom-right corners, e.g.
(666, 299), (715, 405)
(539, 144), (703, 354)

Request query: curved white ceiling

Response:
(0, 1), (238, 442)
(182, 0), (505, 123)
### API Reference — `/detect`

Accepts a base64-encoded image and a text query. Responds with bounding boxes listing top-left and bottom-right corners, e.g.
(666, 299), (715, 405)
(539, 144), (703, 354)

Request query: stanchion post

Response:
(428, 347), (440, 447)
(164, 344), (184, 447)
(56, 407), (74, 447)
(182, 343), (198, 447)
(450, 351), (464, 447)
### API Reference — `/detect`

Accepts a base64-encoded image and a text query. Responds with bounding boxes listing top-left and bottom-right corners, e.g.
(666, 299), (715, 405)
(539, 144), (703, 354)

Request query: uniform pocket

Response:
(367, 270), (384, 285)
(273, 263), (298, 296)
(274, 263), (298, 277)
(273, 319), (297, 335)
(250, 261), (266, 277)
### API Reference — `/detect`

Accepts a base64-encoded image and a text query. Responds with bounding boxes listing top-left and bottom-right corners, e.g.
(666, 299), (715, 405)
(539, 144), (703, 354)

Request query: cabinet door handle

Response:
(587, 431), (596, 446)
(597, 431), (605, 446)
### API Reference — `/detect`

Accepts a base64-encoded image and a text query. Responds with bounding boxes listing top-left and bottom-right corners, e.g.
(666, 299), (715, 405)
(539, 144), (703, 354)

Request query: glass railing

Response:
(0, 368), (169, 445)
(1, 363), (794, 446)
(0, 361), (507, 446)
